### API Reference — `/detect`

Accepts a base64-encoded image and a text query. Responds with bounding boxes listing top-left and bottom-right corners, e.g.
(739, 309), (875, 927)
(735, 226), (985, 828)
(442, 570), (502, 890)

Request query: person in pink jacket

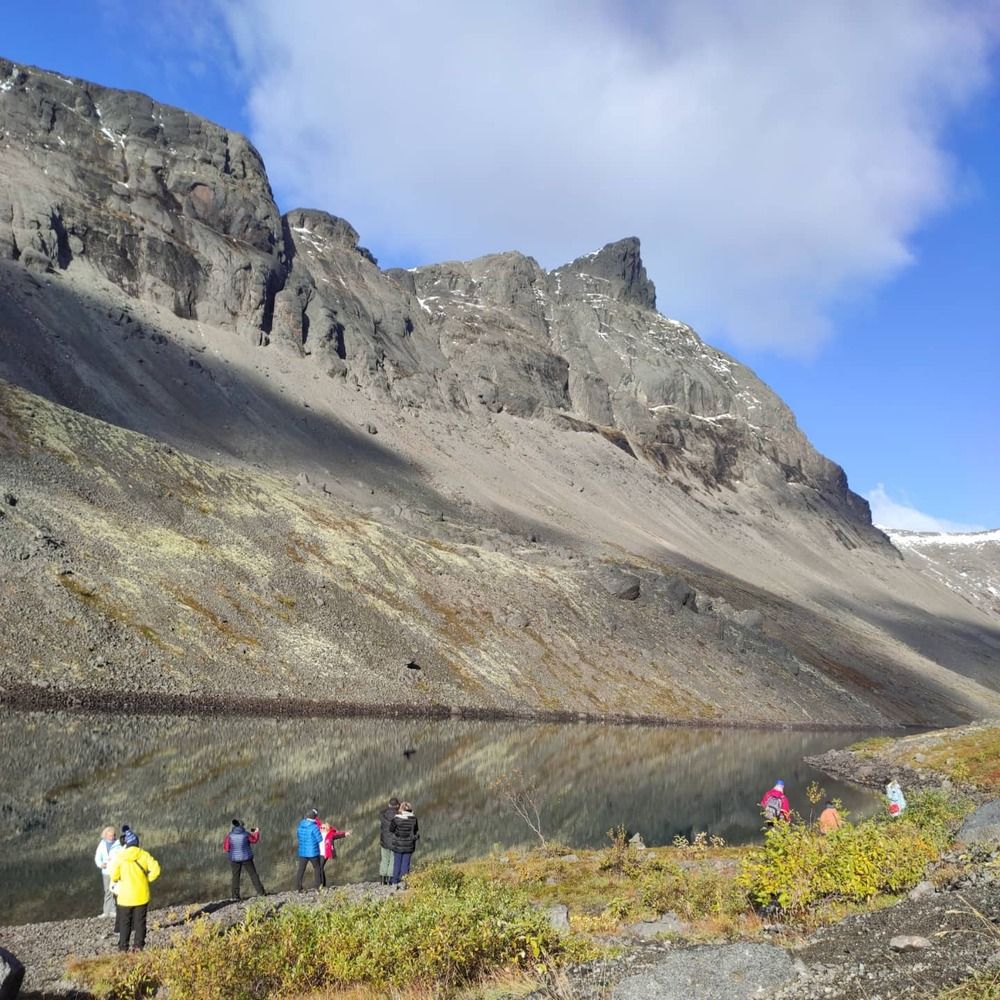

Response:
(317, 818), (352, 887)
(760, 780), (791, 824)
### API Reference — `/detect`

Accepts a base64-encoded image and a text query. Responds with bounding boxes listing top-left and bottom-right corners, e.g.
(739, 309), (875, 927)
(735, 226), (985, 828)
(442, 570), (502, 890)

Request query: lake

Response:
(0, 710), (886, 924)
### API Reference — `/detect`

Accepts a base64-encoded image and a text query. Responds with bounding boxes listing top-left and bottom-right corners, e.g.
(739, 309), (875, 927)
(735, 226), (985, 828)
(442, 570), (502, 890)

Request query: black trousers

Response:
(117, 903), (148, 951)
(295, 855), (323, 890)
(230, 859), (265, 898)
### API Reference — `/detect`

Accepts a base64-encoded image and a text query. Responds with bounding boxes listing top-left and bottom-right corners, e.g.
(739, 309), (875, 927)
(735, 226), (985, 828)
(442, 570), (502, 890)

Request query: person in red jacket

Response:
(760, 780), (791, 824)
(317, 818), (352, 887)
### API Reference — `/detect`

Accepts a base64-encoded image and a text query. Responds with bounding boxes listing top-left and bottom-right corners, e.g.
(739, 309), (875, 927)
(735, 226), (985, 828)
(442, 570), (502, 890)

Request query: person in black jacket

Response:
(388, 800), (419, 886)
(379, 797), (400, 885)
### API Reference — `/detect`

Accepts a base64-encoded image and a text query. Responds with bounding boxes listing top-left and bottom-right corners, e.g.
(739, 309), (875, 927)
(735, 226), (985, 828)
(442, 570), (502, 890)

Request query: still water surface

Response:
(0, 710), (885, 924)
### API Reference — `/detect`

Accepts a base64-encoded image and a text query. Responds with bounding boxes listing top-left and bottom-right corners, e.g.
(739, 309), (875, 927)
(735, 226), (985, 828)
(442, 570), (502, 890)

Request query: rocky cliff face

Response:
(0, 57), (883, 544)
(0, 58), (283, 339)
(1, 57), (997, 726)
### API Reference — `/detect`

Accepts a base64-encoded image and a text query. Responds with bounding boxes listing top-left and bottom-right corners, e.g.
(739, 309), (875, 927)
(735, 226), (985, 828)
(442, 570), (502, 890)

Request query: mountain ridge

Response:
(1, 55), (997, 726)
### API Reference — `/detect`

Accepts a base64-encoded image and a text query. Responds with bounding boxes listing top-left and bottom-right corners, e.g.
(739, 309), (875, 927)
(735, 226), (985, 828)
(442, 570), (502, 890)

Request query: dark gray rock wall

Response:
(0, 57), (284, 339)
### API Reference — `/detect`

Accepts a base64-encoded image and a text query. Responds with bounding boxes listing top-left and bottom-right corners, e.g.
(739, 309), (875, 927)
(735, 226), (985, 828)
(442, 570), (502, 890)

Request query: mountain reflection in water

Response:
(0, 711), (885, 924)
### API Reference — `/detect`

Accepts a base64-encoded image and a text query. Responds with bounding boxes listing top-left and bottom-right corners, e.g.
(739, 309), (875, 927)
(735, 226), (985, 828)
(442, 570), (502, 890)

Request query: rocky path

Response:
(774, 878), (1000, 999)
(552, 863), (1000, 1000)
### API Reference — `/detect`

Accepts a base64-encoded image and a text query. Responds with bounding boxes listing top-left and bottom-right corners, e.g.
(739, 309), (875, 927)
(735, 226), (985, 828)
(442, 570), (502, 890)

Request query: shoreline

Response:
(0, 682), (911, 732)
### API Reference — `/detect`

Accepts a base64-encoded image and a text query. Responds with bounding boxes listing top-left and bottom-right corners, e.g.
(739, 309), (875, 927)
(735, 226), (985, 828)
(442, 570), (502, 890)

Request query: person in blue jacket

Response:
(295, 808), (323, 891)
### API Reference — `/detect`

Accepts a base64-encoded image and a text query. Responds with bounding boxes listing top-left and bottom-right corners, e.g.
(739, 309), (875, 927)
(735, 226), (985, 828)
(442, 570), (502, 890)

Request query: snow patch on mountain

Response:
(884, 528), (1000, 619)
(886, 529), (1000, 548)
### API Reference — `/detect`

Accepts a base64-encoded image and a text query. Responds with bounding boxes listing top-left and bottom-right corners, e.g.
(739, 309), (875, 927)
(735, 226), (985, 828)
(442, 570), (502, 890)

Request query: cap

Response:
(774, 780), (785, 790)
(123, 829), (139, 847)
(307, 808), (319, 819)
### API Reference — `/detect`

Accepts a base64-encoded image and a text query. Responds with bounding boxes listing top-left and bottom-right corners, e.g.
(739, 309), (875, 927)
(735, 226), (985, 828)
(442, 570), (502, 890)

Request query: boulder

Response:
(597, 569), (641, 601)
(612, 943), (793, 1000)
(734, 609), (764, 630)
(907, 880), (935, 902)
(889, 935), (931, 952)
(545, 903), (570, 932)
(660, 574), (698, 612)
(957, 799), (1000, 846)
(625, 912), (687, 939)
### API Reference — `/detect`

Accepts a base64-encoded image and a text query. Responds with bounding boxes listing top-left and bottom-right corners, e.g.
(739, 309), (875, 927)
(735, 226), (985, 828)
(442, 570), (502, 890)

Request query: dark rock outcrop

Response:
(957, 800), (1000, 846)
(597, 569), (642, 601)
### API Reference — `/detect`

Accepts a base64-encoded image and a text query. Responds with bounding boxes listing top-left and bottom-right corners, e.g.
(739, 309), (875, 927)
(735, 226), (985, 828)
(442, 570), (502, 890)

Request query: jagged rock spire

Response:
(553, 237), (656, 309)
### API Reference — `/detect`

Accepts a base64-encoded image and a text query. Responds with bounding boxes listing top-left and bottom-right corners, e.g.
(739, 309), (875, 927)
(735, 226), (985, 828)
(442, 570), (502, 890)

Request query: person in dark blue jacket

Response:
(388, 801), (419, 886)
(295, 808), (323, 890)
(223, 819), (265, 899)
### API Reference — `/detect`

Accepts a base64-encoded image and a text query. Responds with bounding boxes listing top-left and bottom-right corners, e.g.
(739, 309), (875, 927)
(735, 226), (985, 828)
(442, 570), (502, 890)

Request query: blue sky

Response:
(3, 2), (998, 530)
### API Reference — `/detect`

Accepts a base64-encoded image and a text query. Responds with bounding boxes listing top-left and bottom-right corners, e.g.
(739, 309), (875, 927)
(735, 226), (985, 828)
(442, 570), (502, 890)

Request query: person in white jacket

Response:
(94, 826), (119, 917)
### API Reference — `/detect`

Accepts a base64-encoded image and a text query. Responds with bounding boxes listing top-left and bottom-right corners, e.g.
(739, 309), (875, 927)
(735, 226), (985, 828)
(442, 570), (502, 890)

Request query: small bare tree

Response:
(492, 768), (546, 846)
(806, 780), (826, 825)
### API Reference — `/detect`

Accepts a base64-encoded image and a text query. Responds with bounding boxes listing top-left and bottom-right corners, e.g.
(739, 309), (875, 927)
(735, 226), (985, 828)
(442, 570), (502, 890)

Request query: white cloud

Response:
(218, 0), (998, 354)
(867, 484), (986, 533)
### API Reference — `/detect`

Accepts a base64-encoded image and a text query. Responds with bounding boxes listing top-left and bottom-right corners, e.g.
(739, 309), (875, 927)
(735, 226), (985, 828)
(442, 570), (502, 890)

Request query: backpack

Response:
(763, 793), (784, 822)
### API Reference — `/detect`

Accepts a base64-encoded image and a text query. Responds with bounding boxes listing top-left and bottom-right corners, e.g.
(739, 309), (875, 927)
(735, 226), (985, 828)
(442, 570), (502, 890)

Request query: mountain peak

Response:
(283, 208), (378, 266)
(554, 237), (656, 310)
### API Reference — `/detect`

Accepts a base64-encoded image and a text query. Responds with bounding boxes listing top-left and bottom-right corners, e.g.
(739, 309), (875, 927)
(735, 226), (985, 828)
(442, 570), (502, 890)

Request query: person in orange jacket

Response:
(818, 801), (844, 833)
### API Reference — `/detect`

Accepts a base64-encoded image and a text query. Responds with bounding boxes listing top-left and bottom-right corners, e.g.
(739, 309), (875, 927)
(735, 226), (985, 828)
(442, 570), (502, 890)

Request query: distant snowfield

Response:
(879, 526), (1000, 617)
(884, 528), (1000, 548)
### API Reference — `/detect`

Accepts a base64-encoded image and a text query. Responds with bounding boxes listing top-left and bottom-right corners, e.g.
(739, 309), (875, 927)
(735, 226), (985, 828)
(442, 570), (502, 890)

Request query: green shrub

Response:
(91, 867), (574, 1000)
(599, 825), (643, 876)
(904, 789), (972, 848)
(638, 860), (746, 921)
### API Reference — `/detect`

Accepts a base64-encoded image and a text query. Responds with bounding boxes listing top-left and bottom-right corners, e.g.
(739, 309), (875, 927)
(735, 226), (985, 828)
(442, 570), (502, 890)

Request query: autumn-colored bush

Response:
(85, 864), (578, 1000)
(739, 791), (969, 911)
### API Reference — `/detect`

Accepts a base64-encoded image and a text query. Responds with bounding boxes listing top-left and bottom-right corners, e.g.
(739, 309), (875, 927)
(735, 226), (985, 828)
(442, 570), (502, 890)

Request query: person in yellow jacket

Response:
(108, 829), (161, 952)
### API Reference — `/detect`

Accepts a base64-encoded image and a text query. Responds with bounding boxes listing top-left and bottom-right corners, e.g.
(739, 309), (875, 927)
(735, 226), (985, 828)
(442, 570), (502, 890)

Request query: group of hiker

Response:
(93, 779), (907, 952)
(92, 797), (420, 952)
(759, 777), (908, 829)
